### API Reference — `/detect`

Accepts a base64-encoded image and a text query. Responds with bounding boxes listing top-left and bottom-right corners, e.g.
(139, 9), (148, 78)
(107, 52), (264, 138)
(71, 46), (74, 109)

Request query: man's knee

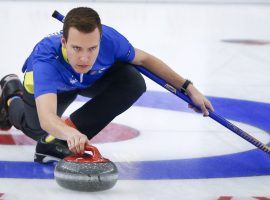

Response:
(132, 74), (147, 97)
(125, 66), (147, 98)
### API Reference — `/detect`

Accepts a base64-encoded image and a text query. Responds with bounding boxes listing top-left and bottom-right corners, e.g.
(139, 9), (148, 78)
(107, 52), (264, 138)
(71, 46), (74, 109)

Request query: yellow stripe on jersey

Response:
(24, 71), (34, 94)
(61, 46), (69, 63)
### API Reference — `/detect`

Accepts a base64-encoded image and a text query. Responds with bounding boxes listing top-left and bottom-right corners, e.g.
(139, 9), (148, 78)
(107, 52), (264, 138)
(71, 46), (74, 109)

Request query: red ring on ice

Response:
(0, 123), (140, 145)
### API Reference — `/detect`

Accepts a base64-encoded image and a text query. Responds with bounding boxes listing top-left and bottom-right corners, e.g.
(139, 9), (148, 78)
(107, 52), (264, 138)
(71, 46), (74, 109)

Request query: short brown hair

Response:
(63, 7), (102, 40)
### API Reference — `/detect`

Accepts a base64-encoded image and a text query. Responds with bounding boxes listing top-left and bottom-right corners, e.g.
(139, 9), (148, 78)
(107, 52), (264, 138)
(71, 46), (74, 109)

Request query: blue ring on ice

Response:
(0, 91), (270, 179)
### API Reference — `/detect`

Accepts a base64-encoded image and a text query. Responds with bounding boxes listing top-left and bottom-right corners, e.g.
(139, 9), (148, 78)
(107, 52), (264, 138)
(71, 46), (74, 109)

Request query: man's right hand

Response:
(36, 93), (91, 155)
(66, 132), (90, 155)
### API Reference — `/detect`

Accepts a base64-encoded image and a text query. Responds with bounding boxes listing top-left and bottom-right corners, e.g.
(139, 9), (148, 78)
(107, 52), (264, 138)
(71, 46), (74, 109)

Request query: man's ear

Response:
(61, 36), (67, 48)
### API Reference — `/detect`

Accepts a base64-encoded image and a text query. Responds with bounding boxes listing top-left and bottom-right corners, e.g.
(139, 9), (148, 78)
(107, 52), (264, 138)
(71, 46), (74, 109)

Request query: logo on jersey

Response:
(127, 49), (131, 58)
(69, 76), (78, 84)
(90, 67), (107, 75)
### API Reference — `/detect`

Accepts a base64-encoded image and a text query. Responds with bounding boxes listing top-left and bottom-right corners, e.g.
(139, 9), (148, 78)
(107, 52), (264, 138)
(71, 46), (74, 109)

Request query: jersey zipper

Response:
(80, 73), (83, 83)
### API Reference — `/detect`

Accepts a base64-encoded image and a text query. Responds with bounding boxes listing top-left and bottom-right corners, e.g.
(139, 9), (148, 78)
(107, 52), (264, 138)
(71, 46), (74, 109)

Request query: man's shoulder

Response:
(101, 25), (124, 40)
(35, 31), (62, 53)
(22, 31), (63, 73)
(102, 24), (116, 32)
(101, 25), (130, 51)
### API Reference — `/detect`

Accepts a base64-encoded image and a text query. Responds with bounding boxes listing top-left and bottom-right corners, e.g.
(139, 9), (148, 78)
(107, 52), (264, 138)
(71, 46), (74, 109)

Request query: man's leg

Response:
(8, 89), (79, 163)
(8, 88), (78, 141)
(70, 62), (146, 139)
(9, 88), (49, 141)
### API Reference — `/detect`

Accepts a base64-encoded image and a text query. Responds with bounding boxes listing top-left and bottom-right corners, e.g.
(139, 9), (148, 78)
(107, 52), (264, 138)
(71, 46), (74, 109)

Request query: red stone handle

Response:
(64, 144), (108, 163)
(84, 145), (103, 161)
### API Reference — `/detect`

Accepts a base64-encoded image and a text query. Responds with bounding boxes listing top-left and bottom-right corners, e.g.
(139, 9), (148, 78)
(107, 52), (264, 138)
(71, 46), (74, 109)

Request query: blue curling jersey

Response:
(22, 25), (135, 98)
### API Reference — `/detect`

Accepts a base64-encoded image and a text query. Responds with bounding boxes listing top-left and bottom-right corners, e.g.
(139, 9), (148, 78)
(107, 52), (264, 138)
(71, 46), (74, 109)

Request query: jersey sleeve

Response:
(32, 61), (59, 98)
(32, 43), (59, 98)
(111, 28), (135, 62)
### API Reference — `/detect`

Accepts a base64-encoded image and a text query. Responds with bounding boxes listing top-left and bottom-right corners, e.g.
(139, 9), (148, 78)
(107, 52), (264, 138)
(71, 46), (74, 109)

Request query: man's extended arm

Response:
(131, 48), (214, 116)
(35, 93), (89, 154)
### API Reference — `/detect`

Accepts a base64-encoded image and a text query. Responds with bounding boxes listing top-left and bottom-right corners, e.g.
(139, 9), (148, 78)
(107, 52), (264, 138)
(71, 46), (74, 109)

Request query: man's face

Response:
(61, 27), (100, 74)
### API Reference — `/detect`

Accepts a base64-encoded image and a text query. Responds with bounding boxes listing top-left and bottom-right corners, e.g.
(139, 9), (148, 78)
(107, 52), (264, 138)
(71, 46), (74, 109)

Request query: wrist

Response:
(63, 126), (80, 139)
(181, 79), (193, 95)
(186, 84), (194, 96)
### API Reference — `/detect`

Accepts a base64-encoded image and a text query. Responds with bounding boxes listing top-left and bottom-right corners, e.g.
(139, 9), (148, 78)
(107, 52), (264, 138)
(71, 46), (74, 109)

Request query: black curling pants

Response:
(8, 62), (146, 141)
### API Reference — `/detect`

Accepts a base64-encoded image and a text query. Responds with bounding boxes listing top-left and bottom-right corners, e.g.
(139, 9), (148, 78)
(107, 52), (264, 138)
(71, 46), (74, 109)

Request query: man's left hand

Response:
(186, 84), (214, 117)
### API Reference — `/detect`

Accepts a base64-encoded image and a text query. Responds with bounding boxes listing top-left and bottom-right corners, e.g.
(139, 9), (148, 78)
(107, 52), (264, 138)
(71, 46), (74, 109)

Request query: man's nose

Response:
(79, 54), (90, 63)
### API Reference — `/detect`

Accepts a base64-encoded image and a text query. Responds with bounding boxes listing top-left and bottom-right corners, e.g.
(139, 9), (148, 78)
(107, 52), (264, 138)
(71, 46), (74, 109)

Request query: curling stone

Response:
(54, 145), (118, 191)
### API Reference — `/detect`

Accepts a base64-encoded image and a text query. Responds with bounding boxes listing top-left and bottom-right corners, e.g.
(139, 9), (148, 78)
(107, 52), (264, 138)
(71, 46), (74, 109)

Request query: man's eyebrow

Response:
(89, 45), (98, 48)
(71, 45), (81, 48)
(71, 44), (98, 48)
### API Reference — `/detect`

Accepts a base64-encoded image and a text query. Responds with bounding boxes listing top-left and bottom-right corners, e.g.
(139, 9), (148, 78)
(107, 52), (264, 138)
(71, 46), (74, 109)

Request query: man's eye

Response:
(89, 47), (97, 51)
(73, 47), (80, 51)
